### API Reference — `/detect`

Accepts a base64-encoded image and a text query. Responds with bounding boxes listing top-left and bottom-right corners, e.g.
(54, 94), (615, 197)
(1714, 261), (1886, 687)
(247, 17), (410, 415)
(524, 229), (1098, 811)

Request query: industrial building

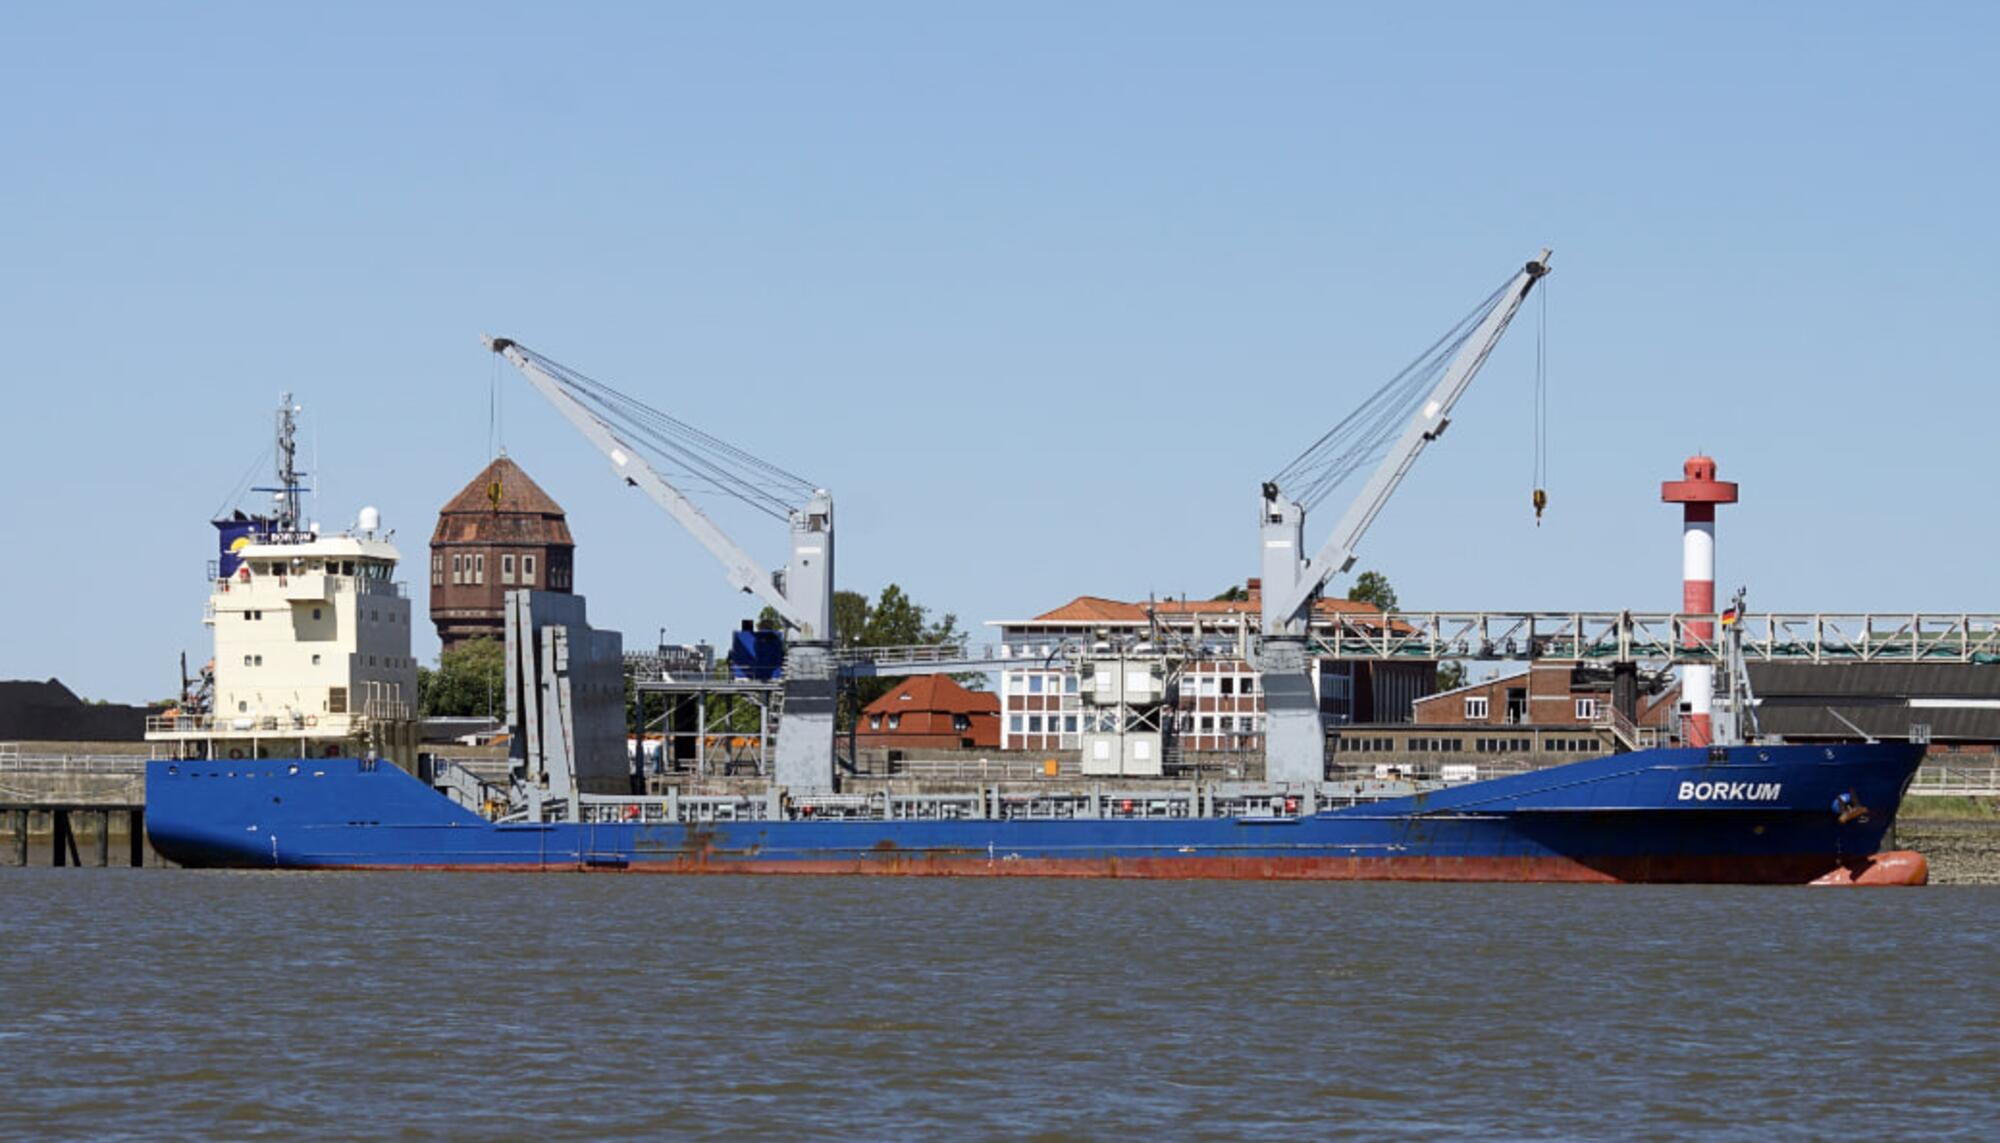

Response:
(428, 456), (576, 650)
(988, 580), (1432, 754)
(1413, 664), (1680, 740)
(1323, 663), (1687, 764)
(1747, 663), (2000, 756)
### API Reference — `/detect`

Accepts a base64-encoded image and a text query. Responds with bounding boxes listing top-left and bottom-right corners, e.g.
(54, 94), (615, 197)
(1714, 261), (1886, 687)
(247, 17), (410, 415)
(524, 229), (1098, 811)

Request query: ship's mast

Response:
(273, 393), (305, 539)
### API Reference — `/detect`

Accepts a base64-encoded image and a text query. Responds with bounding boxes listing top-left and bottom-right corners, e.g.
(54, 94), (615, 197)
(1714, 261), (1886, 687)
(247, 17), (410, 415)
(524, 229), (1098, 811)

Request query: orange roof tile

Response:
(1029, 596), (1151, 623)
(1027, 593), (1398, 624)
(861, 674), (1001, 717)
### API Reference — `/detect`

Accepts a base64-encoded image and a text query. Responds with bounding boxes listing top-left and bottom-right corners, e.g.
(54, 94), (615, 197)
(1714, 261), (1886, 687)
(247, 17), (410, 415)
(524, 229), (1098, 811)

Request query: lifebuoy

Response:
(238, 566), (251, 583)
(305, 715), (318, 727)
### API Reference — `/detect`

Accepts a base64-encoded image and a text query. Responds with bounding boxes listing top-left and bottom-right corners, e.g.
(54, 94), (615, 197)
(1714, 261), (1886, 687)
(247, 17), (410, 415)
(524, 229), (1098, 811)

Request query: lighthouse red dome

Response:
(1661, 455), (1739, 505)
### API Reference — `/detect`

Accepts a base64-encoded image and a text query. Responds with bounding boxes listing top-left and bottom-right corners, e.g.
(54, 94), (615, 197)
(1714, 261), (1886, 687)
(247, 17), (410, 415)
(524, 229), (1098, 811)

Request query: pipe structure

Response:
(1661, 456), (1739, 746)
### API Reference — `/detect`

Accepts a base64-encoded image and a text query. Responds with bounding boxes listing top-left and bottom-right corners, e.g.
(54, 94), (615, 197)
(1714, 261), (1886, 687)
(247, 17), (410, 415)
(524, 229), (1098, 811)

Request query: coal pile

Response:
(0, 679), (157, 742)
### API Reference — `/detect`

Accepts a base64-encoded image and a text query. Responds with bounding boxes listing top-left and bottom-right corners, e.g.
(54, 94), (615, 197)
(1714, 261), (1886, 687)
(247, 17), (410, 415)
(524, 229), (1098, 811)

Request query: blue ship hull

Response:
(144, 742), (1928, 884)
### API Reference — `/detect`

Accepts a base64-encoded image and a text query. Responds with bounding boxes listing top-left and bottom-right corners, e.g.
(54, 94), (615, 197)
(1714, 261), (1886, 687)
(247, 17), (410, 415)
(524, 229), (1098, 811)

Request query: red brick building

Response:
(858, 676), (1000, 751)
(429, 457), (576, 650)
(1413, 664), (1680, 735)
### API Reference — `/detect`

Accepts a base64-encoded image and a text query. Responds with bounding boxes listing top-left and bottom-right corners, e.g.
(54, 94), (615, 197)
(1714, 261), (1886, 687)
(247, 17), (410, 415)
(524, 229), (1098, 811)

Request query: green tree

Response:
(1346, 570), (1398, 613)
(1211, 584), (1249, 602)
(741, 583), (977, 730)
(1436, 661), (1467, 692)
(758, 590), (871, 645)
(422, 637), (507, 718)
(832, 590), (871, 647)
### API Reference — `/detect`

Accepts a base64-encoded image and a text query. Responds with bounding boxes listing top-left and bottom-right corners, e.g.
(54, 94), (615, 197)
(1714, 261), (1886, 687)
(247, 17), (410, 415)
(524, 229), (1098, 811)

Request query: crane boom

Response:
(1261, 250), (1550, 635)
(486, 336), (832, 638)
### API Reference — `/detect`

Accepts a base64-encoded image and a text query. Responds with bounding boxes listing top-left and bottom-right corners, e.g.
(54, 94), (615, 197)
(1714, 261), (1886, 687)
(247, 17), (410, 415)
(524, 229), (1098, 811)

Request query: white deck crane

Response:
(1257, 250), (1551, 785)
(486, 336), (842, 791)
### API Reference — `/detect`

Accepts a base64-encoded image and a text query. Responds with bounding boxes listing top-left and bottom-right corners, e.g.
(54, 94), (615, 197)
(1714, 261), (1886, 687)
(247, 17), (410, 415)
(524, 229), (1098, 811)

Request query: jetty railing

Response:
(1906, 764), (2000, 797)
(0, 754), (150, 774)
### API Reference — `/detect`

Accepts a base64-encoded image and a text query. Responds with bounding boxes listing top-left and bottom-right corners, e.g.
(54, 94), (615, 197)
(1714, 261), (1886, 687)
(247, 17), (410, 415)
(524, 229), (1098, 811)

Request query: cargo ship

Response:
(142, 399), (1928, 885)
(147, 260), (1933, 884)
(145, 742), (1926, 884)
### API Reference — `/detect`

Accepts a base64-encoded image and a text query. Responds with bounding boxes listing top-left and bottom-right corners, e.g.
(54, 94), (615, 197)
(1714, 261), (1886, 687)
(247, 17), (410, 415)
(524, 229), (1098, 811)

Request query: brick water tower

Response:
(1661, 455), (1738, 746)
(430, 456), (576, 651)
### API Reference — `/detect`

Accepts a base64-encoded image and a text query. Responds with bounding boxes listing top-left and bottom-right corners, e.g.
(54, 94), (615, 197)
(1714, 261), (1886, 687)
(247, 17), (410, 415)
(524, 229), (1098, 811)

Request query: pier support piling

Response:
(128, 809), (145, 867)
(9, 810), (25, 867)
(94, 810), (110, 867)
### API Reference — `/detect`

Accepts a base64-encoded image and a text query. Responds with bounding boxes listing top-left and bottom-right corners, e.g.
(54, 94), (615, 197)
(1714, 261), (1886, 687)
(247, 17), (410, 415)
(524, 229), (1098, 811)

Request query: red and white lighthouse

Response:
(1661, 456), (1739, 747)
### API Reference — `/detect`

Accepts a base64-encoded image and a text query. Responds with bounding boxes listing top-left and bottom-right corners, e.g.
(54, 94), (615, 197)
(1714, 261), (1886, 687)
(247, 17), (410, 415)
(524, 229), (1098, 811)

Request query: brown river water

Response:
(1, 871), (1995, 1140)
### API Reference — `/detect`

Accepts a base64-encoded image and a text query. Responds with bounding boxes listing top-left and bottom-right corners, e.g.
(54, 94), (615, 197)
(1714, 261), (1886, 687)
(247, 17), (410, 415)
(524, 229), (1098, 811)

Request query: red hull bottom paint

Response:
(324, 850), (1932, 885)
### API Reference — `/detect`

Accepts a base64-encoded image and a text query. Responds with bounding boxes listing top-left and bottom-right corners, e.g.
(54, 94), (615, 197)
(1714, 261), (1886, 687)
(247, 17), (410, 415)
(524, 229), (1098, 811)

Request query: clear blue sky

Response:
(4, 3), (1994, 702)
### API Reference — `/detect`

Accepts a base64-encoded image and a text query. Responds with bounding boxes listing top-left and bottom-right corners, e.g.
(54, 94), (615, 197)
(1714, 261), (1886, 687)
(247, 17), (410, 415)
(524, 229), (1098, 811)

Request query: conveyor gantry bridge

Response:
(1311, 611), (2000, 666)
(844, 611), (2000, 672)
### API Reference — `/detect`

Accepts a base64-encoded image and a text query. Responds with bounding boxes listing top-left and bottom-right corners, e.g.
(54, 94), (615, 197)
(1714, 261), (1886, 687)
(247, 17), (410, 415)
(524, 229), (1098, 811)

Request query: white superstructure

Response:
(148, 396), (420, 766)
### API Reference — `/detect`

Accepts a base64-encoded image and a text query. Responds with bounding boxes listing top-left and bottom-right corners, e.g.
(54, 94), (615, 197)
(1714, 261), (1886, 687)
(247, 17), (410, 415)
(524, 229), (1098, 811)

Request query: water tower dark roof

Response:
(431, 456), (573, 547)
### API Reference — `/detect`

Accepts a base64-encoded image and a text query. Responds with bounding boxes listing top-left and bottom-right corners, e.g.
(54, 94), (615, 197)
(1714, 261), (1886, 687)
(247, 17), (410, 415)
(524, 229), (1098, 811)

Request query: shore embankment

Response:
(1896, 797), (2000, 886)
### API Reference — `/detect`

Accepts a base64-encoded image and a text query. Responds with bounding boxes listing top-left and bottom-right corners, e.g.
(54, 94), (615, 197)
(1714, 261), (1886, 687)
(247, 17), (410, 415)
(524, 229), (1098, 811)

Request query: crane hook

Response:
(1532, 487), (1547, 526)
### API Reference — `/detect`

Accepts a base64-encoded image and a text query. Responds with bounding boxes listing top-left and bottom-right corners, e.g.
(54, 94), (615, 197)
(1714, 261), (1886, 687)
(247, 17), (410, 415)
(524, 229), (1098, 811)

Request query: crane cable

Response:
(506, 342), (818, 522)
(1273, 277), (1515, 514)
(1532, 278), (1549, 525)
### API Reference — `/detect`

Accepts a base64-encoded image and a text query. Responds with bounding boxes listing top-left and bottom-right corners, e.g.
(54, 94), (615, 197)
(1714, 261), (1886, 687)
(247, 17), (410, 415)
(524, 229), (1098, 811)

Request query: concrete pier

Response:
(3, 806), (154, 867)
(0, 753), (157, 867)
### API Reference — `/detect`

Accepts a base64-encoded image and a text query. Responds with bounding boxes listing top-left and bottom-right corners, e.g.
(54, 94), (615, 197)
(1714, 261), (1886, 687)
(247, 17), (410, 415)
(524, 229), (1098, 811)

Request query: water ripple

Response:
(0, 872), (1994, 1139)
